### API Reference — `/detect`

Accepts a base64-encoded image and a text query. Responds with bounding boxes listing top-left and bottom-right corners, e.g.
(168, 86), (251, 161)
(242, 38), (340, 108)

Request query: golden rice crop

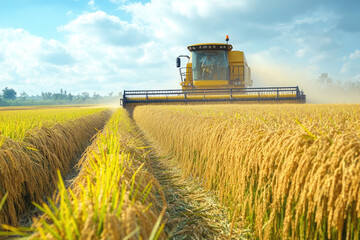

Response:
(134, 104), (360, 239)
(0, 107), (107, 141)
(0, 109), (112, 225)
(2, 108), (166, 239)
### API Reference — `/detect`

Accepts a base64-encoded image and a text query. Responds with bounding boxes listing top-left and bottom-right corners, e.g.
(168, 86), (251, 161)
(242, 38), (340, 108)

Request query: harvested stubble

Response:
(134, 104), (360, 240)
(0, 110), (112, 226)
(3, 108), (166, 239)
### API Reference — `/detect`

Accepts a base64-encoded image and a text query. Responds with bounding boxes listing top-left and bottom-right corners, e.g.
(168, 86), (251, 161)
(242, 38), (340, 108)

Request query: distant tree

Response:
(41, 92), (53, 100)
(2, 87), (17, 100)
(347, 80), (360, 90)
(68, 93), (73, 101)
(92, 92), (101, 100)
(108, 92), (113, 97)
(318, 73), (333, 86)
(81, 92), (90, 100)
(19, 91), (29, 99)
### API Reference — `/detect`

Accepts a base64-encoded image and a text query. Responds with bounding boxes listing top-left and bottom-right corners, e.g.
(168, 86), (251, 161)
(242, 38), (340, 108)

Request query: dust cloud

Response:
(84, 99), (122, 109)
(251, 64), (360, 104)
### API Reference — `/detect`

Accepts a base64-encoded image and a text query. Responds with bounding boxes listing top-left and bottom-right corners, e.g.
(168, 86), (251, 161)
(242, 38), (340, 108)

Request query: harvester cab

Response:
(121, 36), (306, 107)
(176, 39), (252, 90)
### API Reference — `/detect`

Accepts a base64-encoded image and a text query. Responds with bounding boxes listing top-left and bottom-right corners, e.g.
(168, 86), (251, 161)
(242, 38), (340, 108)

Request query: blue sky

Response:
(0, 0), (359, 102)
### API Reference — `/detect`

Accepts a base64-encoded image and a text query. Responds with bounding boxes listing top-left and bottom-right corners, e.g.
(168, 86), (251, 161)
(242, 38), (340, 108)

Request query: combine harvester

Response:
(121, 36), (306, 108)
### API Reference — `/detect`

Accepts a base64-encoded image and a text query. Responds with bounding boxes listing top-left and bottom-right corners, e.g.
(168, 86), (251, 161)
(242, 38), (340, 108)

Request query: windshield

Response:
(192, 50), (229, 81)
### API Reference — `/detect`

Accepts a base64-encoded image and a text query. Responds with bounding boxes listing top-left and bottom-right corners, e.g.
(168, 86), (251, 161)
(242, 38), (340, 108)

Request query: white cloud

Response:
(340, 50), (360, 75)
(349, 49), (360, 60)
(340, 49), (360, 77)
(110, 0), (127, 3)
(0, 0), (359, 99)
(309, 54), (326, 64)
(88, 0), (95, 8)
(296, 48), (307, 58)
(0, 29), (73, 92)
(59, 11), (148, 46)
(0, 9), (182, 94)
(169, 0), (247, 18)
(121, 0), (249, 44)
(341, 62), (350, 73)
(354, 74), (360, 81)
(273, 9), (340, 67)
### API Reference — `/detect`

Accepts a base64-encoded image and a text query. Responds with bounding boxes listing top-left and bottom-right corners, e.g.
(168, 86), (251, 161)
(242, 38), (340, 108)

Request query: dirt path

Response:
(147, 148), (252, 239)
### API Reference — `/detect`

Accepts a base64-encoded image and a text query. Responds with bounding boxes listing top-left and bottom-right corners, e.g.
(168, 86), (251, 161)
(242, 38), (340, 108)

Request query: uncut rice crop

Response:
(134, 104), (360, 240)
(2, 108), (166, 239)
(0, 107), (107, 141)
(0, 110), (112, 225)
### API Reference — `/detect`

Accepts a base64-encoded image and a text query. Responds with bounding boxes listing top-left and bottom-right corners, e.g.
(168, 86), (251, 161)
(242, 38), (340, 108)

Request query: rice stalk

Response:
(0, 110), (112, 226)
(3, 108), (167, 239)
(134, 104), (360, 239)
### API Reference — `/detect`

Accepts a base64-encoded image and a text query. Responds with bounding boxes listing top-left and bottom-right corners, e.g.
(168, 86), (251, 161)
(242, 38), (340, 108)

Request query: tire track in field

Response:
(146, 147), (252, 239)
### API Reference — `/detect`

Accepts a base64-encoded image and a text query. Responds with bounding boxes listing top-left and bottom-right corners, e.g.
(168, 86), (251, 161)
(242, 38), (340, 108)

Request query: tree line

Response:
(0, 87), (121, 106)
(317, 73), (360, 90)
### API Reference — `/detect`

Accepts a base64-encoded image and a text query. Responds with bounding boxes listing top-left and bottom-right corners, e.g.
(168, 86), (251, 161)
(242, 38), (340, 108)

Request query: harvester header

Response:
(121, 36), (306, 107)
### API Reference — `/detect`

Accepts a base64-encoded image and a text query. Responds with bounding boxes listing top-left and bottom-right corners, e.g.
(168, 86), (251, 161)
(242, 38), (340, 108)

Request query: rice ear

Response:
(0, 110), (112, 226)
(133, 104), (360, 239)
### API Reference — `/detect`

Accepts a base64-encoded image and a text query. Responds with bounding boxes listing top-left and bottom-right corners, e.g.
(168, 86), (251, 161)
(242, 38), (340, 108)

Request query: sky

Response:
(0, 0), (359, 102)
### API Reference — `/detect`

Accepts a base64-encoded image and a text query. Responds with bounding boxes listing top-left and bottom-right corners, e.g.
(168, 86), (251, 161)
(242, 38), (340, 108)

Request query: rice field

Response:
(134, 104), (360, 239)
(1, 107), (166, 239)
(0, 107), (107, 141)
(0, 107), (112, 226)
(1, 103), (359, 239)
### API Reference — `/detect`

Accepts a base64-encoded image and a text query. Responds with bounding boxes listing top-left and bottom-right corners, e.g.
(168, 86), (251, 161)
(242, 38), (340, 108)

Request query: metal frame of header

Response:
(121, 86), (306, 107)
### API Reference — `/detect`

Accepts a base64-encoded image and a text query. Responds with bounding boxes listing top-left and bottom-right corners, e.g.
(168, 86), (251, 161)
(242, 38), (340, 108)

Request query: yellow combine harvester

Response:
(121, 36), (305, 107)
